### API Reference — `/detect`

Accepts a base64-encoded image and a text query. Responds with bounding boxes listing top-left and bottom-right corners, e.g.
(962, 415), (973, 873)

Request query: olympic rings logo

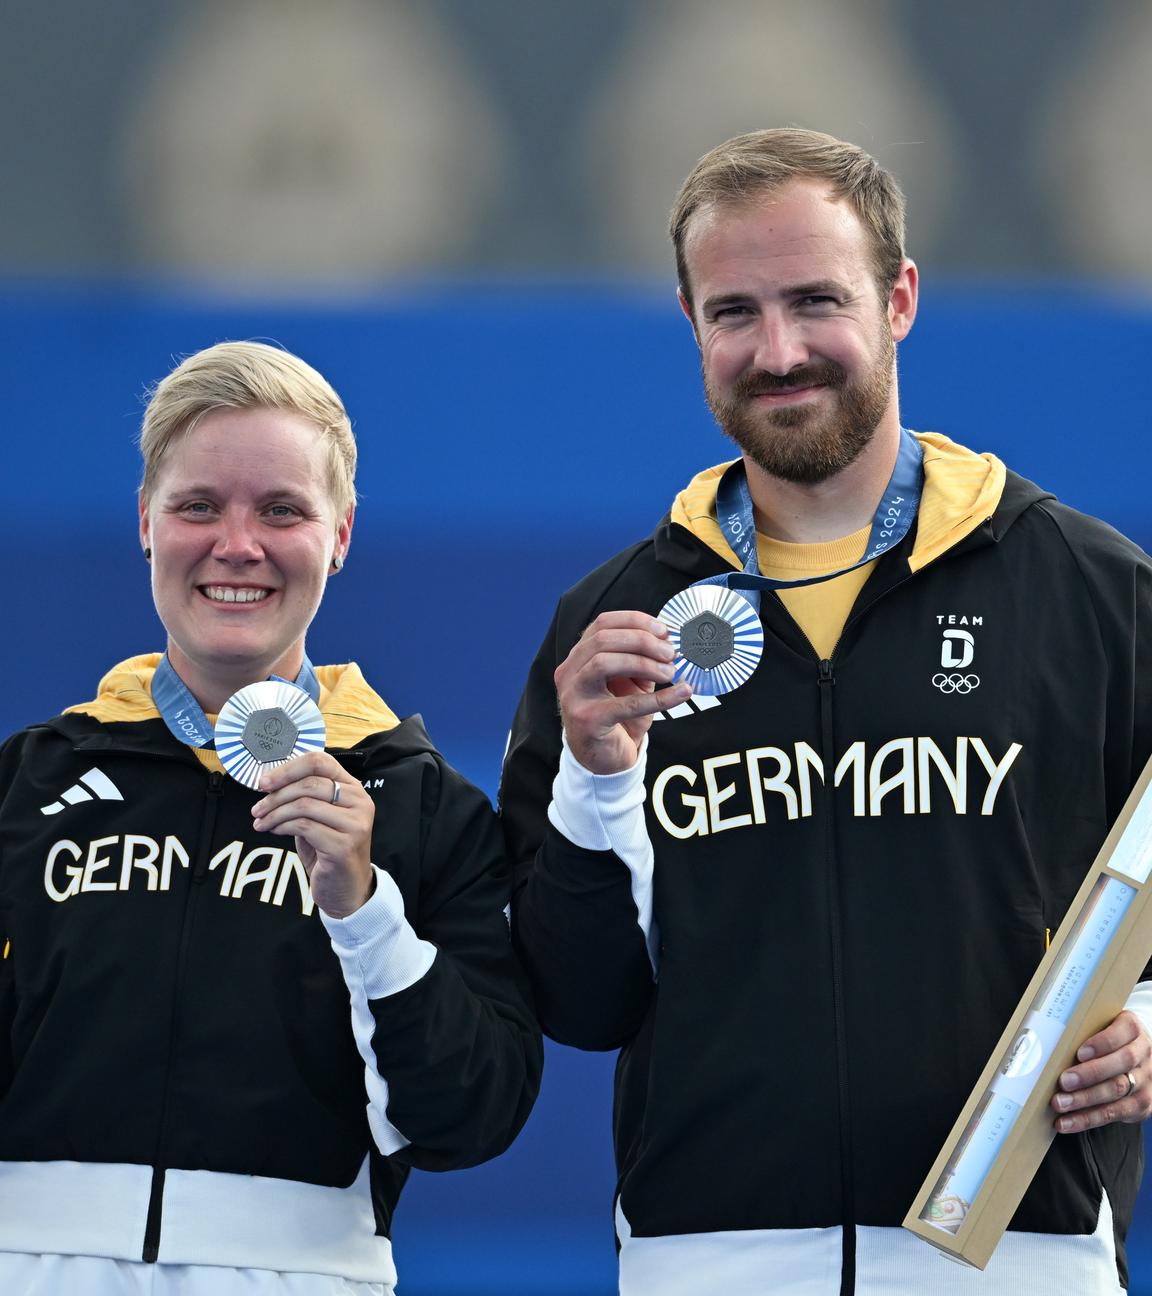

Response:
(932, 673), (980, 694)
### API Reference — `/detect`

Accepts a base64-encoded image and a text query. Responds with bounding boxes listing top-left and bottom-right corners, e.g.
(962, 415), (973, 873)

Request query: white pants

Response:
(0, 1254), (390, 1296)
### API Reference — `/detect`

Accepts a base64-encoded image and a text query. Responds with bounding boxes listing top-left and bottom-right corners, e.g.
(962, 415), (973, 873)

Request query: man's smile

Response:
(748, 384), (825, 405)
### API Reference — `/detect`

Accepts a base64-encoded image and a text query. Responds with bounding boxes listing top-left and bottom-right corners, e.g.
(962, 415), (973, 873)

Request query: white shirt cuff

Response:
(321, 864), (437, 999)
(547, 734), (659, 974)
(547, 734), (649, 855)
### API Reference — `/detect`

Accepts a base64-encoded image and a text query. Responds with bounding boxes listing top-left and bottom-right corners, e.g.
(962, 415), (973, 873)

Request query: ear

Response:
(138, 491), (151, 554)
(678, 288), (702, 349)
(332, 502), (355, 568)
(887, 258), (918, 342)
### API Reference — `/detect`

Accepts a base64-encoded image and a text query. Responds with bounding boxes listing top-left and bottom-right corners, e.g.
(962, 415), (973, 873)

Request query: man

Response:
(500, 129), (1152, 1295)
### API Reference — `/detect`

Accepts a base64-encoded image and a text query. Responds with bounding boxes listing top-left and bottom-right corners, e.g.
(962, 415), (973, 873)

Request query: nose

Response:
(751, 315), (809, 377)
(212, 510), (264, 565)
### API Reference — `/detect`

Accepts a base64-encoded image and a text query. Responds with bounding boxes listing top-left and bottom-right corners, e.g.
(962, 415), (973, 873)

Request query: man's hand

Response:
(1052, 1010), (1152, 1132)
(555, 611), (692, 775)
(251, 751), (375, 919)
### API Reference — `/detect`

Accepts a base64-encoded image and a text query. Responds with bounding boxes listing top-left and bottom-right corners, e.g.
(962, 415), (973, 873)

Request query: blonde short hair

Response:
(670, 128), (907, 308)
(139, 341), (357, 516)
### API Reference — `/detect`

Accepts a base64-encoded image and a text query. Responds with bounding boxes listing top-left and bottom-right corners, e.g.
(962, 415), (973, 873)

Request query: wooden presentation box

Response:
(903, 756), (1152, 1269)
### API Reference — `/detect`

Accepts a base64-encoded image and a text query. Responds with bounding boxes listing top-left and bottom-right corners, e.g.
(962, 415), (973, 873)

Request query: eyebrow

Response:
(700, 280), (852, 315)
(786, 280), (849, 298)
(160, 484), (315, 503)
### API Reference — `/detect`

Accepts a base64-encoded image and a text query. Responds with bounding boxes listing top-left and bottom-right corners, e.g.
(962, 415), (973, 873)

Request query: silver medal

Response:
(215, 680), (326, 790)
(659, 585), (763, 696)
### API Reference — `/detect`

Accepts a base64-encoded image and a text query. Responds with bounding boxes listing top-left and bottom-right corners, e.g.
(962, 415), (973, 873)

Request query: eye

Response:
(264, 503), (302, 522)
(797, 294), (838, 309)
(712, 304), (753, 321)
(179, 500), (215, 518)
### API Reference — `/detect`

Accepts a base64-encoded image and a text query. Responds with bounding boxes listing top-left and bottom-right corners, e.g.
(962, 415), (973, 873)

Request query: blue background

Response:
(2, 286), (1152, 1292)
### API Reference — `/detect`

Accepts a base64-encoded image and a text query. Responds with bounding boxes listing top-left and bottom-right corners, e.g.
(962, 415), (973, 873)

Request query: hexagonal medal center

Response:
(679, 611), (734, 668)
(241, 708), (299, 762)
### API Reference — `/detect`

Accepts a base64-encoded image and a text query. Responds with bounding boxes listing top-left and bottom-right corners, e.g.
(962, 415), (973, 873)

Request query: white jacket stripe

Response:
(320, 864), (438, 1156)
(0, 1159), (395, 1283)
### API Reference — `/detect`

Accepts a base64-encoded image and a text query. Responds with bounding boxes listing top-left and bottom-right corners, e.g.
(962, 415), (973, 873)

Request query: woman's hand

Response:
(251, 751), (375, 918)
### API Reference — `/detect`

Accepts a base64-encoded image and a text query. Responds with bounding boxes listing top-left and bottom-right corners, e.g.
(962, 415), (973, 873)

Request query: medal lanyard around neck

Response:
(151, 653), (322, 750)
(698, 427), (925, 611)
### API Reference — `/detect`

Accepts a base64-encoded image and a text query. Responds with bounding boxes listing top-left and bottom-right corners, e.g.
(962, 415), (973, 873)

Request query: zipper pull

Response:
(818, 658), (835, 686)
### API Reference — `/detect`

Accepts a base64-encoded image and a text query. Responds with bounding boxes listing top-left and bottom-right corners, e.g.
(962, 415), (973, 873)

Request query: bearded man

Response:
(500, 128), (1152, 1295)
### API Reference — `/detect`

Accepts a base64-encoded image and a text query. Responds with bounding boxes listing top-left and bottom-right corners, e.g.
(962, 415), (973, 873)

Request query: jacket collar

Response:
(40, 708), (440, 772)
(654, 441), (1054, 581)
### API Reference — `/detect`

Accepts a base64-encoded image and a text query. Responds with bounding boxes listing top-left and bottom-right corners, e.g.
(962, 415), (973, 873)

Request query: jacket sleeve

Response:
(323, 758), (541, 1173)
(0, 736), (16, 1101)
(1048, 507), (1152, 812)
(0, 936), (12, 1102)
(1057, 511), (1152, 981)
(499, 601), (657, 1051)
(1122, 556), (1152, 986)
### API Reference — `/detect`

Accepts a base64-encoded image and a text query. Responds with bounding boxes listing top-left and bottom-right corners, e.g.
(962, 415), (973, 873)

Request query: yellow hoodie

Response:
(669, 433), (1007, 659)
(65, 655), (399, 773)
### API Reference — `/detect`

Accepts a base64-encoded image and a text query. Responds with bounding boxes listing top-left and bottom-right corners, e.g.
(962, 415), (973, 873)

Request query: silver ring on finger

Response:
(330, 778), (341, 806)
(1125, 1070), (1137, 1098)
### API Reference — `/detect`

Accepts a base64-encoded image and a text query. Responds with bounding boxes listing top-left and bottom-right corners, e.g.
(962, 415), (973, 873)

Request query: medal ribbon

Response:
(698, 427), (925, 611)
(151, 653), (322, 749)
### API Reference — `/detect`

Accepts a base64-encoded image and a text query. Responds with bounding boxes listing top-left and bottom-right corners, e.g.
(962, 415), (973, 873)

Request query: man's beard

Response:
(704, 334), (894, 486)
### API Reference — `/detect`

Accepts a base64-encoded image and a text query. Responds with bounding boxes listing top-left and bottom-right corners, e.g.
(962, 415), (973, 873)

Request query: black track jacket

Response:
(0, 658), (541, 1280)
(501, 443), (1152, 1292)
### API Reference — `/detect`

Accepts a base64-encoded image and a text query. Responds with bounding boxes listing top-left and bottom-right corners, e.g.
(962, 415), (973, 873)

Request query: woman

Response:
(0, 342), (542, 1295)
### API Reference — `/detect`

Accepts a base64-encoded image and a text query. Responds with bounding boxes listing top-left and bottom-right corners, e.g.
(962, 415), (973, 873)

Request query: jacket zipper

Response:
(141, 771), (224, 1263)
(816, 658), (857, 1295)
(810, 564), (923, 1295)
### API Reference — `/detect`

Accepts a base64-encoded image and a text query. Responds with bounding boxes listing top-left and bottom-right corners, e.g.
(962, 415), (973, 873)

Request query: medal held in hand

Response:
(659, 584), (764, 696)
(215, 680), (326, 790)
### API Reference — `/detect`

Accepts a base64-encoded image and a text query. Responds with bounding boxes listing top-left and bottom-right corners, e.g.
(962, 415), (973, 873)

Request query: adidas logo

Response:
(40, 768), (125, 816)
(651, 694), (723, 722)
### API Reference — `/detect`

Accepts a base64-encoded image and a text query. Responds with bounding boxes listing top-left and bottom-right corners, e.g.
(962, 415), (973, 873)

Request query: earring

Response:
(332, 554), (344, 572)
(144, 547), (152, 562)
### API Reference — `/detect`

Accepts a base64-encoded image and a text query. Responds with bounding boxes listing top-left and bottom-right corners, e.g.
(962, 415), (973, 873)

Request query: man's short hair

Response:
(670, 128), (907, 307)
(139, 340), (357, 516)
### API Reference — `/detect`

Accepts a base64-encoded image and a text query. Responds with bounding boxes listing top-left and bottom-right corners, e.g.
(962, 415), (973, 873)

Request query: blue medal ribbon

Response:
(699, 427), (925, 611)
(151, 653), (322, 750)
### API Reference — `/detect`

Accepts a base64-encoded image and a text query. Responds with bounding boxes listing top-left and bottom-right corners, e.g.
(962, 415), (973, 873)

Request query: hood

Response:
(53, 653), (430, 770)
(668, 432), (1017, 573)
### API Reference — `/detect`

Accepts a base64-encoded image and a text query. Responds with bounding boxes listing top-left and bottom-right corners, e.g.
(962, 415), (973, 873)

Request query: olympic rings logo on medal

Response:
(932, 673), (980, 694)
(658, 584), (764, 697)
